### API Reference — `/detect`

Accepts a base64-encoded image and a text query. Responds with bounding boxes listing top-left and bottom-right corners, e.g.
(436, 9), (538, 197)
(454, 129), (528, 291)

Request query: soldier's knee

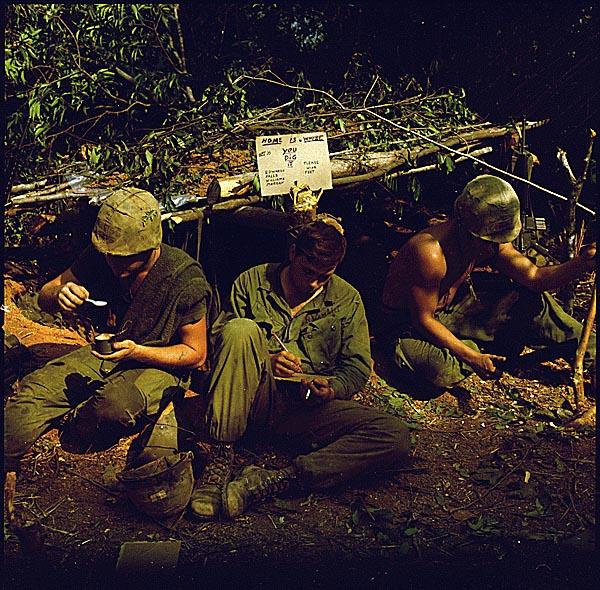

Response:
(430, 371), (464, 389)
(377, 414), (412, 458)
(93, 388), (142, 428)
(220, 318), (263, 342)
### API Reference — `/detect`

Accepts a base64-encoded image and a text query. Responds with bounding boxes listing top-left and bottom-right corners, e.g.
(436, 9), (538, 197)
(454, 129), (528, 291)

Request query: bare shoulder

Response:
(408, 231), (447, 281)
(389, 230), (446, 285)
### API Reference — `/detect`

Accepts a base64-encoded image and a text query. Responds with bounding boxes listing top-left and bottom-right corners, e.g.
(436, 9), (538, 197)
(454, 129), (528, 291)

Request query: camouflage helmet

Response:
(117, 451), (194, 520)
(92, 187), (162, 256)
(453, 175), (522, 243)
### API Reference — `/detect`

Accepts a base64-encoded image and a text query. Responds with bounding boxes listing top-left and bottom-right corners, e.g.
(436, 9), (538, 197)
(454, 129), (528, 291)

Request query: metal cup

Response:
(93, 333), (115, 354)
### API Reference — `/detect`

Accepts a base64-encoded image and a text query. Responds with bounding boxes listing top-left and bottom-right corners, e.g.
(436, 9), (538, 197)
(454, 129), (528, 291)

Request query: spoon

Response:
(85, 297), (108, 307)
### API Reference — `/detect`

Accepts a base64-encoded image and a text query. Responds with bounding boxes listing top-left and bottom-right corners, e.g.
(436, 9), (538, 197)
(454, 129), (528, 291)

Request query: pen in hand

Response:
(272, 332), (311, 399)
(271, 331), (288, 353)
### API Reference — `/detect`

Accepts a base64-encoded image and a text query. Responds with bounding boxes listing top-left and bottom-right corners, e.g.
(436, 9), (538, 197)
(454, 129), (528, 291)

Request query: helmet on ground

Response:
(117, 451), (194, 520)
(92, 187), (162, 256)
(453, 175), (522, 243)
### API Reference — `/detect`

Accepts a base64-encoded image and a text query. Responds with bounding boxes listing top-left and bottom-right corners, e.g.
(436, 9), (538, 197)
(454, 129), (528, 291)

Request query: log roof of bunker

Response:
(8, 73), (544, 213)
(166, 74), (542, 206)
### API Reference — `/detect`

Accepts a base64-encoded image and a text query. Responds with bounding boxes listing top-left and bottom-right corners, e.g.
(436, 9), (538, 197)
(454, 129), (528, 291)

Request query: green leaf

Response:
(29, 99), (41, 120)
(145, 149), (153, 167)
(467, 515), (484, 531)
(555, 408), (573, 421)
(434, 492), (448, 507)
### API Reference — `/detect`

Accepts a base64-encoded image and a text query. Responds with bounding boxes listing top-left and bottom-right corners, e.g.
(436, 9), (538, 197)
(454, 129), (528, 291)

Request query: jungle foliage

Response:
(4, 3), (597, 209)
(4, 3), (484, 207)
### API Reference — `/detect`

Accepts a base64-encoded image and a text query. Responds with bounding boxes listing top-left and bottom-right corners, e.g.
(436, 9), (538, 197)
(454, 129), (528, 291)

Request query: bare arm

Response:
(38, 267), (89, 313)
(408, 240), (505, 379)
(94, 316), (208, 370)
(493, 242), (596, 292)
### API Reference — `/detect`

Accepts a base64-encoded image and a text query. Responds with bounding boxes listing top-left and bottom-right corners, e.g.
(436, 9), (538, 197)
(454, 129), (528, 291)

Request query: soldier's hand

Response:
(303, 376), (335, 402)
(91, 339), (138, 361)
(57, 282), (89, 312)
(270, 351), (303, 377)
(470, 352), (506, 380)
(4, 471), (17, 525)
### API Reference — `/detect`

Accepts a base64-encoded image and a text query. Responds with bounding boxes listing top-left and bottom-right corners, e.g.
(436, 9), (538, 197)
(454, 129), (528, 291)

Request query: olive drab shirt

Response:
(228, 263), (372, 400)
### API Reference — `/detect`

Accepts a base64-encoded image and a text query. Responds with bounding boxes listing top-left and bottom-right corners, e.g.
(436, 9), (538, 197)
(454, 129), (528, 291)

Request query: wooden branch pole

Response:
(8, 190), (90, 206)
(556, 129), (596, 314)
(10, 179), (49, 194)
(559, 129), (596, 261)
(568, 273), (597, 431)
(384, 146), (493, 180)
(573, 273), (596, 410)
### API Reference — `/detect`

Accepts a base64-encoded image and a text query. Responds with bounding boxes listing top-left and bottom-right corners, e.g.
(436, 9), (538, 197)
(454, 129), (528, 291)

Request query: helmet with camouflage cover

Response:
(92, 187), (162, 256)
(117, 451), (194, 520)
(453, 175), (522, 243)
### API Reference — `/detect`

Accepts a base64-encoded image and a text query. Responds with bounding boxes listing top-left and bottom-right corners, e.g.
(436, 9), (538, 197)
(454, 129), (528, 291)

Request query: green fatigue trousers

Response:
(200, 318), (411, 490)
(389, 274), (596, 395)
(3, 345), (186, 472)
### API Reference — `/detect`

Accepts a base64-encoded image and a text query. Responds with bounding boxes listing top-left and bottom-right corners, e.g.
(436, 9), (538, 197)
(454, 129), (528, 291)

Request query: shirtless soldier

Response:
(380, 174), (596, 397)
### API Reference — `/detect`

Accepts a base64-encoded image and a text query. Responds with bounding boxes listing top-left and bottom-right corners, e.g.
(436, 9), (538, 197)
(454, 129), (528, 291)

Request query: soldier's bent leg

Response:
(4, 345), (105, 471)
(273, 400), (411, 490)
(393, 335), (480, 394)
(60, 367), (182, 453)
(205, 318), (277, 442)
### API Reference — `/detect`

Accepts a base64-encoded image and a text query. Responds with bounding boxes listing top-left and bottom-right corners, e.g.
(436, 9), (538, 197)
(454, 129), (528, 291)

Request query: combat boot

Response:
(223, 464), (298, 519)
(190, 443), (234, 519)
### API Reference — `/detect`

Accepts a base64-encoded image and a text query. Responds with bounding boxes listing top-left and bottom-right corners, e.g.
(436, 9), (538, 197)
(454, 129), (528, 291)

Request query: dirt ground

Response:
(3, 261), (596, 590)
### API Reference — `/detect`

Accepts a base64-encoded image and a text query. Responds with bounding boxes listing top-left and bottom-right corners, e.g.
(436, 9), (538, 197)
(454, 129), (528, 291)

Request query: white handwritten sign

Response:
(255, 132), (332, 197)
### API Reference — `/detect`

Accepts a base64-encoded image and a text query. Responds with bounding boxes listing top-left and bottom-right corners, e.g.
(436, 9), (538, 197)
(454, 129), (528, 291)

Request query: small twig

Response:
(363, 74), (379, 108)
(553, 453), (594, 465)
(557, 506), (571, 522)
(41, 523), (78, 537)
(62, 467), (119, 496)
(556, 148), (576, 184)
(40, 497), (67, 518)
(172, 4), (196, 103)
(567, 476), (587, 530)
